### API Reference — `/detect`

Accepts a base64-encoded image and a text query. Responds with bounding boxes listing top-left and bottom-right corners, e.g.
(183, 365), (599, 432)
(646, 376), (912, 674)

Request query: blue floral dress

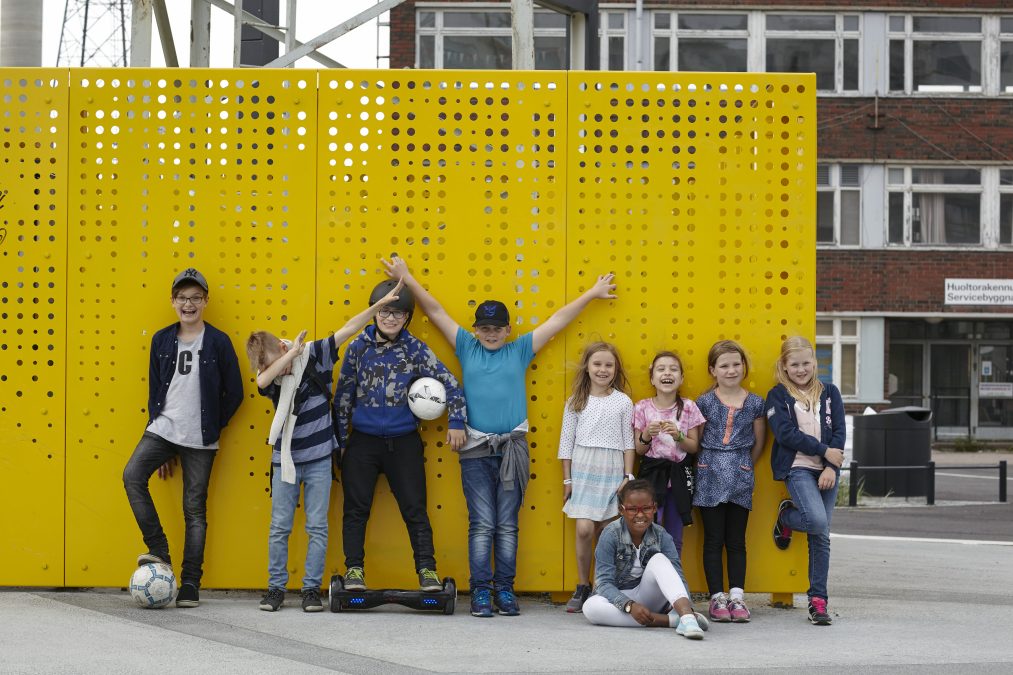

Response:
(692, 390), (765, 510)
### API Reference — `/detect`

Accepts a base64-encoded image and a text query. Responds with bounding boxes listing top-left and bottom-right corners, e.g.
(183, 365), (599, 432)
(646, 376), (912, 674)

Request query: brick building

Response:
(389, 1), (1013, 440)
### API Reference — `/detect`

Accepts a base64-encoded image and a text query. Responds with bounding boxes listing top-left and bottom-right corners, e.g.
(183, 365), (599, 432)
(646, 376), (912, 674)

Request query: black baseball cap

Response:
(473, 300), (510, 327)
(171, 268), (209, 294)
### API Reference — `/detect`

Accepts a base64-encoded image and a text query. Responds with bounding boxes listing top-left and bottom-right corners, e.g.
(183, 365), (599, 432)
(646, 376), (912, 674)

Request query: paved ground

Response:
(3, 531), (1013, 674)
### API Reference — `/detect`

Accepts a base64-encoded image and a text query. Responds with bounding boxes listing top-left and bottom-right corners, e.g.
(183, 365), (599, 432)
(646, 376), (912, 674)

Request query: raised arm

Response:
(331, 278), (405, 347)
(531, 273), (617, 354)
(255, 329), (307, 390)
(382, 256), (459, 346)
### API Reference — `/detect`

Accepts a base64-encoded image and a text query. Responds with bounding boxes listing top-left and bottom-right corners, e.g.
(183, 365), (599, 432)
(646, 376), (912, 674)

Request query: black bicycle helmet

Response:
(369, 279), (415, 330)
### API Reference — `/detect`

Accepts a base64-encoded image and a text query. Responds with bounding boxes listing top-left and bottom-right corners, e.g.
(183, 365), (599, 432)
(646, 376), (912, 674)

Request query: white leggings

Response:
(583, 555), (690, 627)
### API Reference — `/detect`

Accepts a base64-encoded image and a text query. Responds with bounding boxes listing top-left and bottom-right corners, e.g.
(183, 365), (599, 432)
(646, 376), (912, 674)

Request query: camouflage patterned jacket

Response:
(335, 324), (466, 449)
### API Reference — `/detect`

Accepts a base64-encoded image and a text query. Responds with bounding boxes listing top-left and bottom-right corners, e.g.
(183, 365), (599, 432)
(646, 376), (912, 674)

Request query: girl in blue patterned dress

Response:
(693, 340), (766, 624)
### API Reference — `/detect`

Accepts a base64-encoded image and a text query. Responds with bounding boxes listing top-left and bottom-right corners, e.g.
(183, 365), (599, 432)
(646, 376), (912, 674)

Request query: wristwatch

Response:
(623, 600), (634, 614)
(625, 473), (635, 481)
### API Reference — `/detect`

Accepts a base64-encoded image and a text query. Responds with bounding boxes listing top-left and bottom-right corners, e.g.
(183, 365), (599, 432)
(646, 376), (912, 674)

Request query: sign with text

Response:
(944, 279), (1013, 306)
(978, 382), (1013, 399)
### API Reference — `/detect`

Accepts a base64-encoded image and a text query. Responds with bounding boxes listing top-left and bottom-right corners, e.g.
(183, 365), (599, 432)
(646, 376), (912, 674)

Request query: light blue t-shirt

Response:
(455, 327), (535, 434)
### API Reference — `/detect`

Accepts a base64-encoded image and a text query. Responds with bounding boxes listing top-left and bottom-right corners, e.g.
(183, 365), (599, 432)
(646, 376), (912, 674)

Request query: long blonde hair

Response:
(568, 341), (629, 413)
(775, 336), (824, 411)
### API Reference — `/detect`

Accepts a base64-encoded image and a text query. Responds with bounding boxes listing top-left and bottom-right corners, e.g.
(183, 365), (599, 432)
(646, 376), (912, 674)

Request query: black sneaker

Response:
(565, 584), (591, 613)
(808, 597), (832, 625)
(175, 582), (199, 608)
(773, 499), (794, 550)
(494, 590), (520, 616)
(136, 552), (170, 567)
(301, 588), (323, 612)
(344, 567), (366, 591)
(259, 588), (285, 612)
(418, 568), (442, 593)
(470, 588), (494, 618)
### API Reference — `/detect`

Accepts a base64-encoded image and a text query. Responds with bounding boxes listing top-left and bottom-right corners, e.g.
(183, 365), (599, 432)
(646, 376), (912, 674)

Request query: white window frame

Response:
(1001, 16), (1013, 94)
(817, 164), (862, 247)
(887, 14), (1004, 95)
(816, 317), (861, 399)
(762, 13), (861, 94)
(600, 10), (627, 71)
(999, 169), (1013, 246)
(650, 11), (750, 74)
(886, 166), (989, 248)
(415, 5), (568, 70)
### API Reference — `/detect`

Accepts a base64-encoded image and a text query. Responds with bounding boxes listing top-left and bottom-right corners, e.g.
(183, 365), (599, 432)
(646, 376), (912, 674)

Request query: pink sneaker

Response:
(728, 597), (751, 622)
(708, 593), (731, 622)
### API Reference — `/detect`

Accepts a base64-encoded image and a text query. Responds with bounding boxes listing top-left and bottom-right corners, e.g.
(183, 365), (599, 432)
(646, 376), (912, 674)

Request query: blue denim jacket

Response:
(592, 519), (688, 611)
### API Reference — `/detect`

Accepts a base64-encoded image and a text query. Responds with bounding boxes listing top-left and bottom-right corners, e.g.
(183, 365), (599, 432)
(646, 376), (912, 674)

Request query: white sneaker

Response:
(676, 614), (704, 640)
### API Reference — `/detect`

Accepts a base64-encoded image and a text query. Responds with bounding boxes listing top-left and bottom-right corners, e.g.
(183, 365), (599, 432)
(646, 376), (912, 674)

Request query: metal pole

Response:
(1000, 460), (1007, 503)
(153, 0), (180, 67)
(233, 0), (245, 67)
(130, 0), (154, 67)
(926, 461), (935, 506)
(849, 461), (858, 507)
(191, 0), (212, 67)
(285, 0), (297, 64)
(0, 0), (44, 66)
(511, 0), (535, 70)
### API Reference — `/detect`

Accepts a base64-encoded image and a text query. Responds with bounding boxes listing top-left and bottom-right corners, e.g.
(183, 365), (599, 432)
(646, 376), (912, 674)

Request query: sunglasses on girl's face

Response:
(621, 504), (657, 515)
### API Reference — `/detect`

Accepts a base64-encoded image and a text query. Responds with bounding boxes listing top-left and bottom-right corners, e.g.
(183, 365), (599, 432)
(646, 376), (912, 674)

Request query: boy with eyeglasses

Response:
(122, 268), (244, 608)
(335, 278), (467, 593)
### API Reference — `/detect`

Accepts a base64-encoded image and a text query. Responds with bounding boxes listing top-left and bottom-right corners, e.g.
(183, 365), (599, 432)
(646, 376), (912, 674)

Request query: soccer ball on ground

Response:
(407, 377), (447, 421)
(129, 563), (177, 608)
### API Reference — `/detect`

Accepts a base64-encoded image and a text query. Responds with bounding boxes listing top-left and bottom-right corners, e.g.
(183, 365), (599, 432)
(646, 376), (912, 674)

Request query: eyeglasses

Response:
(377, 309), (407, 320)
(173, 295), (206, 306)
(621, 504), (657, 515)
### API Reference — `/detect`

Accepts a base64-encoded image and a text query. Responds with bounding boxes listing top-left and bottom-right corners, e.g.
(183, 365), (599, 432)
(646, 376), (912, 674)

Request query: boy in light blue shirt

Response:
(383, 256), (616, 617)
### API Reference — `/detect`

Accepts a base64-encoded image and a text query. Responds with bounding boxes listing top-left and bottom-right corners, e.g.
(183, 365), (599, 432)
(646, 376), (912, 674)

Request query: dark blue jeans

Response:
(460, 455), (525, 593)
(123, 431), (217, 586)
(783, 467), (839, 601)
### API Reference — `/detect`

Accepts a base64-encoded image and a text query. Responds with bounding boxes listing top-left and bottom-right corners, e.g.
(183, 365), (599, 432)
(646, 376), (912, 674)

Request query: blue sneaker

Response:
(494, 590), (520, 616)
(470, 588), (494, 618)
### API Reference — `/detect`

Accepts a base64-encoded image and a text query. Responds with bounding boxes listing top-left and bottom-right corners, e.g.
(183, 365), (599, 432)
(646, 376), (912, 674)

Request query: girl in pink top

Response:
(633, 351), (705, 554)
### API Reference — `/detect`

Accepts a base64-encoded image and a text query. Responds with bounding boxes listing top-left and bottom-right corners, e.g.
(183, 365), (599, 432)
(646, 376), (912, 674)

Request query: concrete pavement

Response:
(3, 534), (1012, 674)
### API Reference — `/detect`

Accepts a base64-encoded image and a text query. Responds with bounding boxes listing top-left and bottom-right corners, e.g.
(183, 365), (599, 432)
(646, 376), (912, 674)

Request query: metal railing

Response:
(843, 460), (1008, 506)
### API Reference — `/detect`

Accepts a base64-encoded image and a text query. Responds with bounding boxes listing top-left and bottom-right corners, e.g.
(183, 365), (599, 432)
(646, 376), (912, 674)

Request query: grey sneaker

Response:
(259, 588), (284, 612)
(301, 588), (323, 612)
(418, 568), (442, 593)
(137, 552), (169, 567)
(565, 584), (591, 613)
(344, 567), (366, 591)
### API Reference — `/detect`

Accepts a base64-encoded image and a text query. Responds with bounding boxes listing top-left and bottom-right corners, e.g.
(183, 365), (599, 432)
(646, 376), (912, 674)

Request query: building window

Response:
(816, 318), (859, 397)
(1004, 17), (1013, 93)
(817, 164), (861, 245)
(1001, 170), (1013, 245)
(601, 11), (626, 71)
(889, 15), (983, 93)
(652, 13), (748, 73)
(416, 9), (567, 70)
(764, 14), (859, 93)
(887, 167), (982, 246)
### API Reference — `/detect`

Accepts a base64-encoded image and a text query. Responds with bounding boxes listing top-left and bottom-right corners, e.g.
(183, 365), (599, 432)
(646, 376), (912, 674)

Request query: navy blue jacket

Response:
(766, 382), (846, 481)
(148, 321), (244, 446)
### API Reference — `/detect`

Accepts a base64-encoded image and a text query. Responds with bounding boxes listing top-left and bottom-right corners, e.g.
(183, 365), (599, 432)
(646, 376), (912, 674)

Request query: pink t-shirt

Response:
(633, 397), (706, 463)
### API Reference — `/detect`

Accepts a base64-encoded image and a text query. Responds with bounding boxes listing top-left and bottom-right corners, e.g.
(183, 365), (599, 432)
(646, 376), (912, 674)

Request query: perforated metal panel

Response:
(318, 71), (569, 590)
(567, 73), (816, 594)
(2, 68), (814, 593)
(64, 69), (318, 588)
(0, 71), (68, 586)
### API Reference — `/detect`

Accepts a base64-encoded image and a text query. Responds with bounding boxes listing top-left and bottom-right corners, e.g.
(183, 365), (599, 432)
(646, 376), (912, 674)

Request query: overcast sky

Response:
(6, 0), (383, 68)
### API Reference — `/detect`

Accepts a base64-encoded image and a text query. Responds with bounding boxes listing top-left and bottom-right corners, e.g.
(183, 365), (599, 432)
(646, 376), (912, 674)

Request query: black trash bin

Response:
(852, 407), (933, 497)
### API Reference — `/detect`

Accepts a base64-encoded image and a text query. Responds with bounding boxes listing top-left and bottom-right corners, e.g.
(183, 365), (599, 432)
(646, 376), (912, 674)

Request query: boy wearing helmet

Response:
(335, 278), (468, 592)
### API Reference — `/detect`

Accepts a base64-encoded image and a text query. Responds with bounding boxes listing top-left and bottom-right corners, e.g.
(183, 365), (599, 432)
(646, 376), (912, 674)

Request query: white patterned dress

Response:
(558, 390), (635, 521)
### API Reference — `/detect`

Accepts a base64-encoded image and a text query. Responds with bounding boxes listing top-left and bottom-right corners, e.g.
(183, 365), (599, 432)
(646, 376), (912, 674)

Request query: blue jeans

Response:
(123, 432), (217, 586)
(460, 455), (525, 593)
(268, 457), (332, 591)
(783, 467), (839, 601)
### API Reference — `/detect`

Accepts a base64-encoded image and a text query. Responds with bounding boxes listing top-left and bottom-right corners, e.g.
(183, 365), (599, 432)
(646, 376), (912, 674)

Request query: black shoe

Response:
(301, 588), (323, 612)
(773, 499), (794, 550)
(418, 568), (442, 593)
(808, 597), (832, 625)
(259, 588), (285, 612)
(176, 582), (199, 608)
(344, 567), (366, 591)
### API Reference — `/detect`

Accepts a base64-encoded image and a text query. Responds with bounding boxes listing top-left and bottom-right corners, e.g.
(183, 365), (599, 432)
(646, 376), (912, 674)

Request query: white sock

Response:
(729, 587), (744, 601)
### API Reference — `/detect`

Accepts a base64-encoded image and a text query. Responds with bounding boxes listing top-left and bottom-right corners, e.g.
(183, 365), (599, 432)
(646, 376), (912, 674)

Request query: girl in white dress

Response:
(559, 341), (635, 612)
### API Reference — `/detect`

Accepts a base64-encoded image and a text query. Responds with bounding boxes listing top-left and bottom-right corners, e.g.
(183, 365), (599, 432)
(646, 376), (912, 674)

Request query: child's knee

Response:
(580, 595), (612, 624)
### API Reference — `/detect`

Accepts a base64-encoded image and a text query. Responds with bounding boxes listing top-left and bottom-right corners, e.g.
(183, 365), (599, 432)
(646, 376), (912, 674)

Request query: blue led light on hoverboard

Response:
(423, 597), (438, 605)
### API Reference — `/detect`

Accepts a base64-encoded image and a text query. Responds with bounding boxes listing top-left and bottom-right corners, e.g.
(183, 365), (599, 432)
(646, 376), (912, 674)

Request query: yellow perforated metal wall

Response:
(2, 68), (814, 594)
